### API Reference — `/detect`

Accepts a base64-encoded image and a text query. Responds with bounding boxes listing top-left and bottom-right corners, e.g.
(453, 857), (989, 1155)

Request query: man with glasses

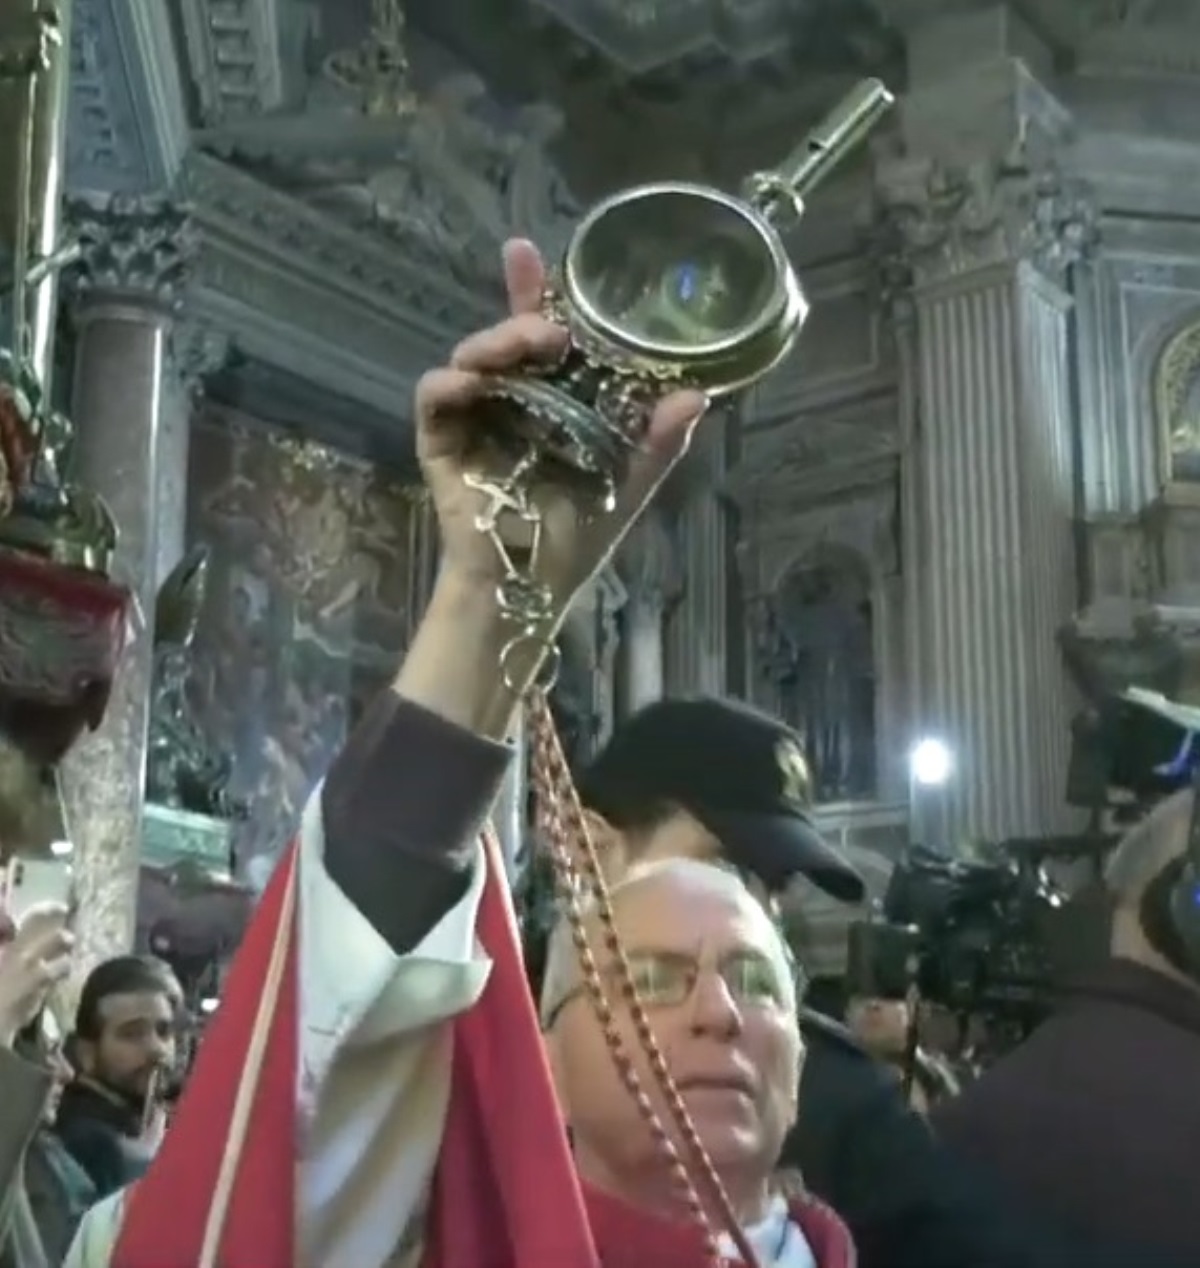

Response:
(539, 856), (854, 1267)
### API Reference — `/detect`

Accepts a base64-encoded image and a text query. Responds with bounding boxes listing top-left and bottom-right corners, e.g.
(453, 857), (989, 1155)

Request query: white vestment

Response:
(63, 785), (491, 1268)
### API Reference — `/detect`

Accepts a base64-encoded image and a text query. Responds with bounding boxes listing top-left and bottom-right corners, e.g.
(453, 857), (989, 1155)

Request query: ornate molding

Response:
(873, 151), (1097, 285)
(176, 151), (503, 423)
(724, 412), (898, 511)
(68, 0), (153, 190)
(69, 195), (195, 311)
(114, 0), (192, 183)
(171, 318), (231, 400)
(176, 0), (283, 125)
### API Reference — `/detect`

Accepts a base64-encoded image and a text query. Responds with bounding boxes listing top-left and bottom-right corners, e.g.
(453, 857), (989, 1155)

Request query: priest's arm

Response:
(64, 571), (537, 1268)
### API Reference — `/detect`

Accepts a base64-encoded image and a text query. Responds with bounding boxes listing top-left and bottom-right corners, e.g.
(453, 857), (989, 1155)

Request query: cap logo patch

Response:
(775, 739), (812, 808)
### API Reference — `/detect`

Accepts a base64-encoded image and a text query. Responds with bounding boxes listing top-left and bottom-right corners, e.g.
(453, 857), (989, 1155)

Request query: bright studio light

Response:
(909, 738), (953, 787)
(49, 840), (73, 857)
(200, 997), (220, 1015)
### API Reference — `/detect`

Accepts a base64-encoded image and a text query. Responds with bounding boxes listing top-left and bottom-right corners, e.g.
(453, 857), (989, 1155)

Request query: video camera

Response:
(847, 844), (1067, 1037)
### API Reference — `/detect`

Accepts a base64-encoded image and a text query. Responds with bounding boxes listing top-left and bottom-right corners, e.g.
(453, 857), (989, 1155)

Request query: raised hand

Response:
(415, 238), (708, 614)
(0, 900), (72, 1047)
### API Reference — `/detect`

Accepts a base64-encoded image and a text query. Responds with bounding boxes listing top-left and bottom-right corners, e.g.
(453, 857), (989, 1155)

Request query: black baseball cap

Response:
(577, 697), (865, 903)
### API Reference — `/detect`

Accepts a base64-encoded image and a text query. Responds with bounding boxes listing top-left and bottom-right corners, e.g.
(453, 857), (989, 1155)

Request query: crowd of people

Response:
(1, 238), (1197, 1266)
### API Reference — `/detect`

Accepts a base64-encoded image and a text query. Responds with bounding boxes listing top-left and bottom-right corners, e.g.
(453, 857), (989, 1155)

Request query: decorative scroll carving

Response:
(69, 194), (195, 310)
(171, 319), (231, 401)
(873, 149), (1096, 284)
(175, 0), (283, 124)
(1153, 317), (1200, 489)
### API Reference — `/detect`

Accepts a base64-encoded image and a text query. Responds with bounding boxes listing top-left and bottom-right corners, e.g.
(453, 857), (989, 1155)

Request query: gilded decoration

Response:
(186, 409), (431, 876)
(1154, 317), (1200, 498)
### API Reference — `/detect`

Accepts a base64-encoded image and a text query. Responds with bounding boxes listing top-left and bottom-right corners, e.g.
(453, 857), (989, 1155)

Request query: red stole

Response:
(582, 1181), (856, 1268)
(421, 831), (600, 1268)
(112, 841), (297, 1267)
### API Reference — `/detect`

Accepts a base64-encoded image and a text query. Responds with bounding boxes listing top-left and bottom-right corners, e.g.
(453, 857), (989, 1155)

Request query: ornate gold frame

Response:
(1154, 317), (1200, 506)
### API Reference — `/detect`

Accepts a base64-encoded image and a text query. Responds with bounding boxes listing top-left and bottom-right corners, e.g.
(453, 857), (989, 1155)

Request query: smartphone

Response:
(3, 857), (75, 924)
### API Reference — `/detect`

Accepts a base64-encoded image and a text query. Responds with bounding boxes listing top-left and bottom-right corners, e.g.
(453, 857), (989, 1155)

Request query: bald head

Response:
(1105, 789), (1194, 907)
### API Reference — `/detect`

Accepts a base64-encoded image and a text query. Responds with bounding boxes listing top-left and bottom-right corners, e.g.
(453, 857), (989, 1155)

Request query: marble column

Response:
(664, 417), (730, 697)
(59, 195), (192, 979)
(875, 12), (1092, 844)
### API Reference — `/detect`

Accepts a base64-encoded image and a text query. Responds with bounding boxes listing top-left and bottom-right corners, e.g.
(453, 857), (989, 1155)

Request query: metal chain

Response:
(464, 456), (760, 1266)
(464, 448), (561, 693)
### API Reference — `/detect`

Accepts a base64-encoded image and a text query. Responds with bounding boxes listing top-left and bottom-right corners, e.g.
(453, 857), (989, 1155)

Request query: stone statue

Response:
(145, 545), (244, 820)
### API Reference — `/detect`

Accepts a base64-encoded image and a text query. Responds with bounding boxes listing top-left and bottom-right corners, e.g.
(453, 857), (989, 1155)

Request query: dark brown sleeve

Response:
(320, 692), (512, 954)
(0, 1047), (51, 1245)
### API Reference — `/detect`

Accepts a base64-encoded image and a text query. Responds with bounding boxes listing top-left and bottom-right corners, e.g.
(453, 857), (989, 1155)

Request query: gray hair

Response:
(1104, 789), (1194, 904)
(538, 857), (798, 1028)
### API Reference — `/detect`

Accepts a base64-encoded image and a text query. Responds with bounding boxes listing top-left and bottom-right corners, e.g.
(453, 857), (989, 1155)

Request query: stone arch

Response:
(1152, 313), (1200, 490)
(760, 543), (877, 802)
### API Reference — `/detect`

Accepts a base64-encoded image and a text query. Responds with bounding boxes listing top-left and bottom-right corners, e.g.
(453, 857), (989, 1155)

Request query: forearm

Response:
(393, 568), (560, 741)
(321, 570), (555, 953)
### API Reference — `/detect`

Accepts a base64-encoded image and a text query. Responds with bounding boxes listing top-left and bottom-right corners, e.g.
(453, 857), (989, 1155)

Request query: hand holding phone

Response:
(0, 900), (73, 1047)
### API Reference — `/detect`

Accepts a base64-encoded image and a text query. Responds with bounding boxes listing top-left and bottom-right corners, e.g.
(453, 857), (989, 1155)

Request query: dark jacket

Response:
(0, 1049), (94, 1268)
(54, 1081), (152, 1201)
(783, 1006), (1192, 1268)
(933, 957), (1200, 1261)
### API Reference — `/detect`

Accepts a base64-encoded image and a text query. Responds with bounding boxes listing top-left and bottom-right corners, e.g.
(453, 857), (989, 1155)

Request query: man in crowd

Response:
(933, 788), (1200, 1261)
(0, 901), (93, 1267)
(56, 957), (177, 1199)
(539, 856), (855, 1268)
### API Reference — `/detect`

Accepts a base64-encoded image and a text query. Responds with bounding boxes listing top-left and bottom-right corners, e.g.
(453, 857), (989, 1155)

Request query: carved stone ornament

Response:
(873, 150), (1097, 285)
(68, 194), (196, 311)
(171, 320), (232, 401)
(290, 0), (580, 292)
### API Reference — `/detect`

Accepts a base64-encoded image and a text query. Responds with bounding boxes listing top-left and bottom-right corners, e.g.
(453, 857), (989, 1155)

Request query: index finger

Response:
(503, 239), (546, 316)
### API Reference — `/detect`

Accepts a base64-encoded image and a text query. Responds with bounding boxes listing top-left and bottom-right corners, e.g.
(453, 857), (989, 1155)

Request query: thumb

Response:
(614, 389), (709, 520)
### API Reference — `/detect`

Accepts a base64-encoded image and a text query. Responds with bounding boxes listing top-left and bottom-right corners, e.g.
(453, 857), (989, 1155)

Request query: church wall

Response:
(731, 243), (905, 806)
(183, 404), (433, 880)
(1066, 88), (1200, 618)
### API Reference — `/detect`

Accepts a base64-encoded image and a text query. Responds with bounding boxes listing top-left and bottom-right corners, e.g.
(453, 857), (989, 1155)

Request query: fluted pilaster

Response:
(664, 416), (730, 698)
(906, 264), (1077, 839)
(615, 509), (678, 716)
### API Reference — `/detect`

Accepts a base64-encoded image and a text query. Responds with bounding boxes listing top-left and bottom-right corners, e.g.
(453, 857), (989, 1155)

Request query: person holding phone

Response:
(0, 900), (91, 1268)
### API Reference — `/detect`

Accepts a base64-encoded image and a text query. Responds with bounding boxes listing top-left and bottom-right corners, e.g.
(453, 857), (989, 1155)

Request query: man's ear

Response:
(582, 809), (628, 882)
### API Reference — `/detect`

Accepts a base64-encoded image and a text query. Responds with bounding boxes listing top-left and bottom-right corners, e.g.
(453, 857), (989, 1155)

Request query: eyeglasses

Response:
(543, 949), (787, 1030)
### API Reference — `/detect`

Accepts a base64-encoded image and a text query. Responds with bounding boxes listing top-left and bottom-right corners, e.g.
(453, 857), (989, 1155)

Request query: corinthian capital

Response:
(873, 152), (1096, 285)
(68, 194), (196, 312)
